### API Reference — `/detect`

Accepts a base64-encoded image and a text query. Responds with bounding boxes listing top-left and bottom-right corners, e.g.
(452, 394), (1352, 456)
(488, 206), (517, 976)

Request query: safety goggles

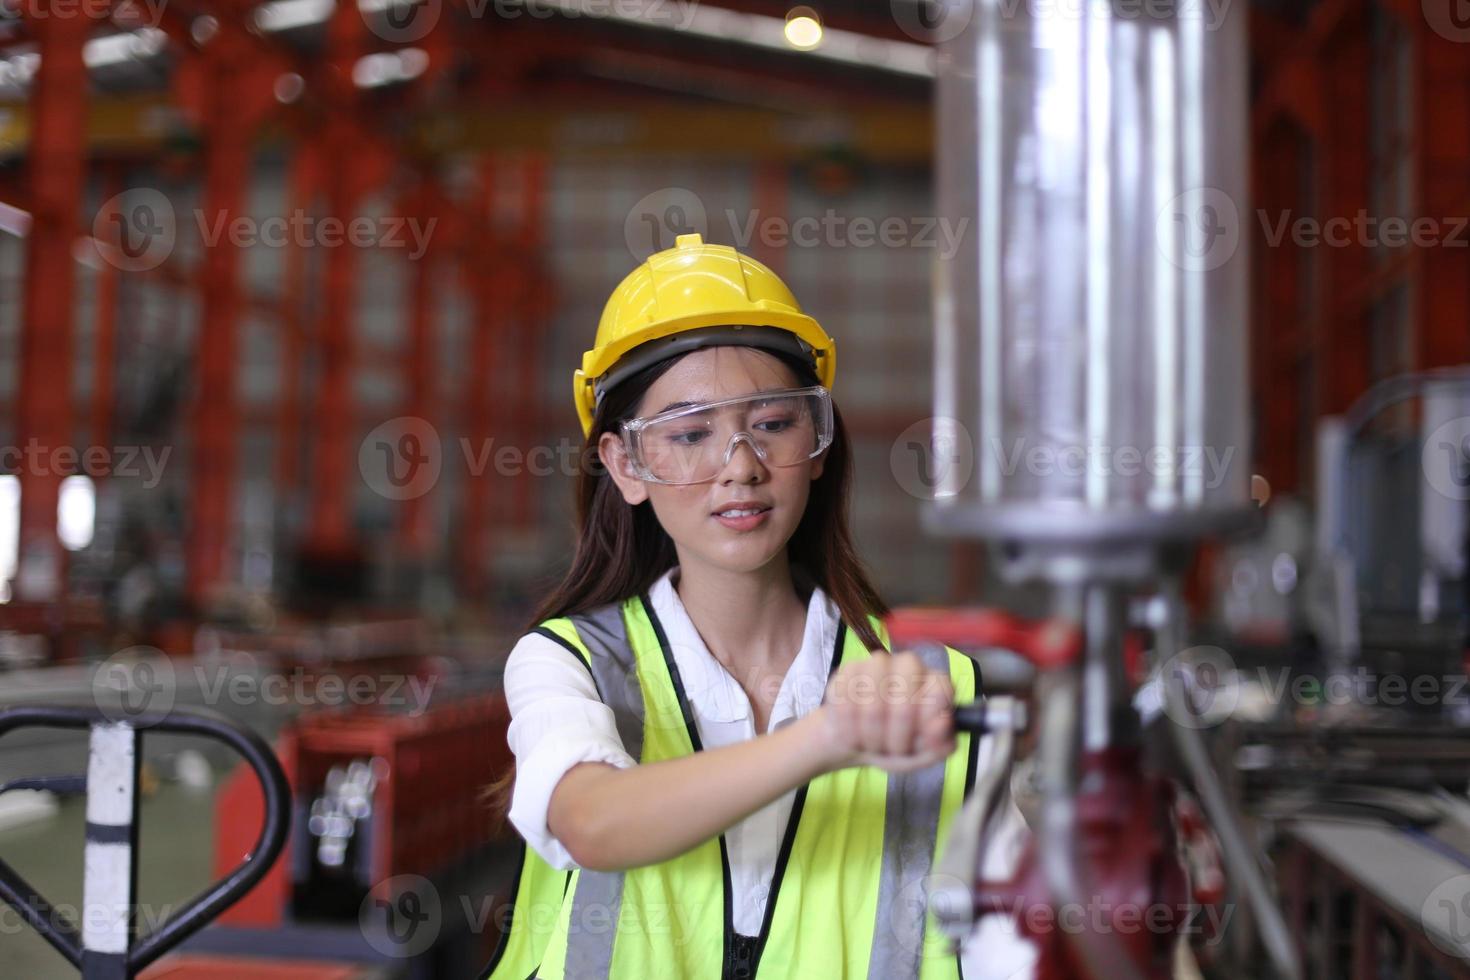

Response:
(620, 385), (834, 485)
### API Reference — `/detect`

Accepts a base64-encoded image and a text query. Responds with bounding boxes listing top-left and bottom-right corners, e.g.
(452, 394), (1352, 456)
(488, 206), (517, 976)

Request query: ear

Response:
(810, 447), (826, 482)
(598, 432), (650, 505)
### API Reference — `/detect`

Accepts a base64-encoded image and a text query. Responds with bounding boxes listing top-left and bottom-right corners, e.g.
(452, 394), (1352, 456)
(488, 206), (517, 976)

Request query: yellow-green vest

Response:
(483, 592), (982, 980)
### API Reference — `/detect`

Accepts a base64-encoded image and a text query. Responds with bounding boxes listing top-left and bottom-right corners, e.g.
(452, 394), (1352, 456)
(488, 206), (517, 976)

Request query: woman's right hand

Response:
(809, 650), (957, 774)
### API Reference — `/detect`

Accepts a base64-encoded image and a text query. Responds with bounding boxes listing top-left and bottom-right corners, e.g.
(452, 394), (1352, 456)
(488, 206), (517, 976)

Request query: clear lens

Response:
(627, 387), (832, 485)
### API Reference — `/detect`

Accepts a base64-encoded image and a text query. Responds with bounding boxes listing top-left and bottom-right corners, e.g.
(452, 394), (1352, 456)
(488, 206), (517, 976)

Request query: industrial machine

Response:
(892, 3), (1289, 978)
(899, 5), (1470, 978)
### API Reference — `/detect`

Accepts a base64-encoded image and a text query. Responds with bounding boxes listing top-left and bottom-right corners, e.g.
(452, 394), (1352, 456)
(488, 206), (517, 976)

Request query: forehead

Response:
(638, 347), (799, 414)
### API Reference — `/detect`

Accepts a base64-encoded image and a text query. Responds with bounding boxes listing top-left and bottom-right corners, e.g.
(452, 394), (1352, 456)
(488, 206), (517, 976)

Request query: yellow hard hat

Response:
(574, 233), (837, 436)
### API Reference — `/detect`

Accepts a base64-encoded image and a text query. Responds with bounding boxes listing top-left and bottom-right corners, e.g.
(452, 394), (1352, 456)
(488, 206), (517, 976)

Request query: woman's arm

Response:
(548, 650), (956, 872)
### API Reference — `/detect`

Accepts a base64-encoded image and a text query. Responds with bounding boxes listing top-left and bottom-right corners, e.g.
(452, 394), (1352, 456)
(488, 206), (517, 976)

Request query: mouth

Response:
(711, 504), (772, 530)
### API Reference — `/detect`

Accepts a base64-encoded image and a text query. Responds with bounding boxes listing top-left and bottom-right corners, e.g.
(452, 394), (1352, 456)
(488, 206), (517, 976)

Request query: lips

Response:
(711, 503), (772, 518)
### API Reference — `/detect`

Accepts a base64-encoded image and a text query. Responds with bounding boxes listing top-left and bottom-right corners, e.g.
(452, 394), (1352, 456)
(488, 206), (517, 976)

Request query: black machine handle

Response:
(0, 704), (291, 975)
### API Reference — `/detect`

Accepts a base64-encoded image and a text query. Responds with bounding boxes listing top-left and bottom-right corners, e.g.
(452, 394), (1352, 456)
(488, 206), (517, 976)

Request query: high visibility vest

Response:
(483, 592), (982, 980)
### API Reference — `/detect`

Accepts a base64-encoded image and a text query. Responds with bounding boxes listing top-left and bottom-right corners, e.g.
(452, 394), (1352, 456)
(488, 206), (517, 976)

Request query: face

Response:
(599, 346), (826, 577)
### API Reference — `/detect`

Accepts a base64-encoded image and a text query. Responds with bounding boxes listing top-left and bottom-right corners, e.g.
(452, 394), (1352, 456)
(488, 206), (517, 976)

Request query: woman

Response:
(483, 234), (986, 980)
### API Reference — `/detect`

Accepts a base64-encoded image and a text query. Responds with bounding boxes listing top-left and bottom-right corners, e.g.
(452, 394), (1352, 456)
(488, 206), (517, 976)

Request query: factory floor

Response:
(0, 783), (216, 980)
(2, 784), (1212, 980)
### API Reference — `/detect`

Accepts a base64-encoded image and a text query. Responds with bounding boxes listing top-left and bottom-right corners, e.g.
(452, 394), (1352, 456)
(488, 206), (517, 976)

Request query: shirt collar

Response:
(646, 566), (841, 727)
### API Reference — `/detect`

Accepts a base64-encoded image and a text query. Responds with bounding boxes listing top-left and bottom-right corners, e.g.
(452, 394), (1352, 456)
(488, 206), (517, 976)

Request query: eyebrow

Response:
(654, 387), (789, 415)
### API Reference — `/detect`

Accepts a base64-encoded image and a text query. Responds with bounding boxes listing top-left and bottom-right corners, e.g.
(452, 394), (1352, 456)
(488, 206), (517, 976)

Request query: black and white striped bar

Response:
(82, 720), (142, 980)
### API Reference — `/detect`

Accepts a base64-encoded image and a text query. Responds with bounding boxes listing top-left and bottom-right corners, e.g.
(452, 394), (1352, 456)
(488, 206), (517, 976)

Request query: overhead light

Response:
(83, 28), (166, 69)
(783, 6), (822, 50)
(352, 48), (429, 88)
(539, 0), (932, 78)
(254, 0), (334, 32)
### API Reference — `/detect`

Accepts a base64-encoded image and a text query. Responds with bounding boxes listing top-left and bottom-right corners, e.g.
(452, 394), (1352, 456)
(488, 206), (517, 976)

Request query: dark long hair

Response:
(484, 346), (889, 822)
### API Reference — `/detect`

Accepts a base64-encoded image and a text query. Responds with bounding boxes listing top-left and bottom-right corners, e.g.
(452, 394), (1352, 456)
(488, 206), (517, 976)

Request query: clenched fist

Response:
(812, 650), (957, 773)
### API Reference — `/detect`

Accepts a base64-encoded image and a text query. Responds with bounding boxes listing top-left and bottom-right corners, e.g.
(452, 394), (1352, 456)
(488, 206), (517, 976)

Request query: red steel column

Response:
(305, 5), (383, 556)
(458, 160), (503, 596)
(511, 155), (546, 528)
(91, 168), (121, 458)
(185, 30), (282, 605)
(189, 62), (250, 604)
(276, 147), (322, 503)
(1320, 20), (1373, 414)
(14, 9), (88, 603)
(1414, 15), (1470, 368)
(400, 174), (440, 556)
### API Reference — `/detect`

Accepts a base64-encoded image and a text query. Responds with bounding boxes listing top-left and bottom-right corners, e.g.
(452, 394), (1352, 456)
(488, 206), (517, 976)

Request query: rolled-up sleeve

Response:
(503, 632), (638, 869)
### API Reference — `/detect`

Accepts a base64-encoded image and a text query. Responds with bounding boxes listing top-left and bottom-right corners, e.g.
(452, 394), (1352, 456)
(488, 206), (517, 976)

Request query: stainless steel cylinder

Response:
(927, 0), (1254, 571)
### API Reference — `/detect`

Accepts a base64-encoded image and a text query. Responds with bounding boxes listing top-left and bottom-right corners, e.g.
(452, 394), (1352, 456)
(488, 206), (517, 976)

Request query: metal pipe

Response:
(1037, 668), (1148, 980)
(1163, 670), (1302, 980)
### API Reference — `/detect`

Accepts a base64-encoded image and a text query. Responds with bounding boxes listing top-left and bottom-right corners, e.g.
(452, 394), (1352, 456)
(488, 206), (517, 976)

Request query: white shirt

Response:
(504, 565), (837, 935)
(503, 565), (1038, 976)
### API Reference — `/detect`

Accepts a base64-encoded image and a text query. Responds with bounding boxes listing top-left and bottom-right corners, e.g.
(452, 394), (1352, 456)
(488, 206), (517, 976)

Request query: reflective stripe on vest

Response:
(484, 593), (981, 980)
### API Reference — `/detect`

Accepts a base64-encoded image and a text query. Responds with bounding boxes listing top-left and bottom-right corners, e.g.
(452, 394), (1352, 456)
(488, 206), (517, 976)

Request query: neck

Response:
(672, 552), (809, 676)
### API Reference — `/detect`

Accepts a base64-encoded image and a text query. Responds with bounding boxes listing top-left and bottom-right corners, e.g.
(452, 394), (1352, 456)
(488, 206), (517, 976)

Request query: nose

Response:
(718, 432), (766, 484)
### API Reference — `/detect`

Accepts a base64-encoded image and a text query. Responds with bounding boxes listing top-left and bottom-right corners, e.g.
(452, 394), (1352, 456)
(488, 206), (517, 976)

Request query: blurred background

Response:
(0, 0), (1467, 977)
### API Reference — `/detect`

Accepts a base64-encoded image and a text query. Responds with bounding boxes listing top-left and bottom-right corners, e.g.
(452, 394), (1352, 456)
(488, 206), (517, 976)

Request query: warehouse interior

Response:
(2, 0), (1470, 977)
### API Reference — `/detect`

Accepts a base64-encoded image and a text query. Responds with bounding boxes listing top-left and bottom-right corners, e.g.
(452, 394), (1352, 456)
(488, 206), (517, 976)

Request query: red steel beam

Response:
(275, 144), (323, 500)
(14, 8), (89, 603)
(304, 2), (390, 557)
(185, 29), (284, 604)
(1413, 13), (1470, 368)
(510, 155), (547, 530)
(458, 158), (504, 596)
(398, 172), (443, 557)
(91, 167), (120, 457)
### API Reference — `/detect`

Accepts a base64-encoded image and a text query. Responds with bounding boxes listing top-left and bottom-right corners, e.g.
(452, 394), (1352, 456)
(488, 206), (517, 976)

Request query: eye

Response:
(664, 428), (710, 446)
(753, 414), (796, 433)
